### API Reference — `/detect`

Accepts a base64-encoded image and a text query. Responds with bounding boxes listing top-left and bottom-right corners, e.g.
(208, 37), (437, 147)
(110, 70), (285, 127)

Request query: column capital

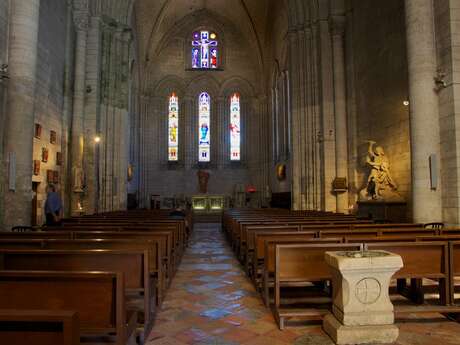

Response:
(73, 0), (89, 31)
(329, 15), (346, 36)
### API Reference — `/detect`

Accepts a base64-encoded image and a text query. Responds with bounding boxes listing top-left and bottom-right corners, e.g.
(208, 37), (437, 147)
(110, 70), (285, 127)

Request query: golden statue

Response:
(359, 141), (403, 201)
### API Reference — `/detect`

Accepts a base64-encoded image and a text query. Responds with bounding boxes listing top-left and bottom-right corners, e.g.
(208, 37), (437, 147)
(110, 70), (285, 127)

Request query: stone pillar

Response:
(70, 1), (88, 215)
(319, 18), (337, 212)
(288, 29), (302, 210)
(311, 22), (322, 210)
(3, 0), (41, 229)
(331, 15), (349, 213)
(184, 96), (194, 170)
(216, 97), (225, 169)
(405, 0), (442, 222)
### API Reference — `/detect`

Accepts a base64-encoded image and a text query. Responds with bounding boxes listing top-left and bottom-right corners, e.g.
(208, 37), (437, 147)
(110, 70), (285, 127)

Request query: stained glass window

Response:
(168, 93), (179, 161)
(192, 31), (218, 69)
(230, 93), (241, 161)
(198, 92), (211, 162)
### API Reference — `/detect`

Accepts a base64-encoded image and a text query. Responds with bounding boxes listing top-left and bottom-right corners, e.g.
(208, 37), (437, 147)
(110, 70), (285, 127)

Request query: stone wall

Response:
(349, 0), (411, 206)
(434, 0), (460, 224)
(265, 0), (291, 195)
(32, 0), (70, 225)
(0, 0), (9, 228)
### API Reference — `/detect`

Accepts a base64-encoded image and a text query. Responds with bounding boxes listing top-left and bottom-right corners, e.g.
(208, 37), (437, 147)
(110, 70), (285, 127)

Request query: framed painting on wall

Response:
(53, 171), (59, 184)
(46, 170), (53, 183)
(42, 148), (49, 163)
(50, 130), (57, 144)
(33, 160), (40, 176)
(34, 124), (42, 139)
(56, 152), (62, 166)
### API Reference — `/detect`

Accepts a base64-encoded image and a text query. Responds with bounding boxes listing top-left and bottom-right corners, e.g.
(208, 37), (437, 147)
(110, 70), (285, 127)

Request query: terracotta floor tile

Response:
(147, 223), (460, 345)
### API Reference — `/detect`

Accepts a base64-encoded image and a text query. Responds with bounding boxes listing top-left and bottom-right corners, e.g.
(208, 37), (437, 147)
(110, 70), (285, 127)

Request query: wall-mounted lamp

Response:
(94, 135), (101, 143)
(403, 100), (410, 106)
(0, 63), (9, 81)
(434, 71), (447, 93)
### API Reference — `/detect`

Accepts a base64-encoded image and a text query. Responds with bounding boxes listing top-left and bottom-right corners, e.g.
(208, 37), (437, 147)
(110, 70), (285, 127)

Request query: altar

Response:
(192, 195), (225, 222)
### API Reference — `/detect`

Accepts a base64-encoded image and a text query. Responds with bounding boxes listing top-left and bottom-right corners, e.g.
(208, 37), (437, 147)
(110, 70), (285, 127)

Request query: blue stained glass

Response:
(198, 92), (211, 162)
(192, 31), (218, 69)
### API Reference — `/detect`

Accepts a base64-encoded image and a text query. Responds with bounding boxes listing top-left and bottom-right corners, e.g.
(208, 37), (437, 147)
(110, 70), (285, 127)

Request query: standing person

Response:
(44, 184), (62, 226)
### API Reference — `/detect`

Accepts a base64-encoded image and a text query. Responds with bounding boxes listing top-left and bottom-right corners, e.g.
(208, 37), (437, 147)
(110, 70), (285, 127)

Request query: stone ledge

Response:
(323, 313), (399, 345)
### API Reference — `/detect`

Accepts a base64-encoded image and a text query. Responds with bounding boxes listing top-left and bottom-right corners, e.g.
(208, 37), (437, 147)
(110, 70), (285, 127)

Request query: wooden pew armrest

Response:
(126, 309), (138, 338)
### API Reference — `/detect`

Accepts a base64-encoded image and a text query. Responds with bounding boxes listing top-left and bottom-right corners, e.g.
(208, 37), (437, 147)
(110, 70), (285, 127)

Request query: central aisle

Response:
(146, 223), (319, 345)
(146, 223), (460, 345)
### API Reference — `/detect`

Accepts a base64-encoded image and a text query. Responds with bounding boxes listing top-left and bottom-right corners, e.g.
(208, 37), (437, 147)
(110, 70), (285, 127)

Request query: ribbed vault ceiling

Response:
(134, 0), (280, 65)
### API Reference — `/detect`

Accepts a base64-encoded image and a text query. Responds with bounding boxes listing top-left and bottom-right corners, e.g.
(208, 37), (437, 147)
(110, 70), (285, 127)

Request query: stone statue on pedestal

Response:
(359, 141), (403, 202)
(73, 167), (85, 193)
(197, 170), (210, 194)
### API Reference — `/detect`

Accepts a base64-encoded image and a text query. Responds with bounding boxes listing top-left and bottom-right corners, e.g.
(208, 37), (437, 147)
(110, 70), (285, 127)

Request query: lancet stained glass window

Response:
(230, 93), (241, 161)
(192, 31), (218, 69)
(168, 93), (179, 161)
(198, 92), (211, 162)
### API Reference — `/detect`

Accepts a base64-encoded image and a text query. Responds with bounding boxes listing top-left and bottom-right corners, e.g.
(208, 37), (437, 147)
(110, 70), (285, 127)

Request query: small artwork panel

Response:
(56, 152), (63, 166)
(46, 170), (53, 183)
(53, 171), (59, 184)
(42, 148), (49, 163)
(34, 124), (42, 139)
(33, 160), (40, 176)
(50, 130), (57, 144)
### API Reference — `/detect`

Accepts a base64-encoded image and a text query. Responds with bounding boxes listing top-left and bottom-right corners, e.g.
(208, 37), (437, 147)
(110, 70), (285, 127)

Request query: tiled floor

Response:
(146, 223), (460, 345)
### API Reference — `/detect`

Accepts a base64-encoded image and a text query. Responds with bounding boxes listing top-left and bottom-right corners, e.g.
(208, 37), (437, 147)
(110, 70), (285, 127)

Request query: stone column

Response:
(217, 97), (225, 169)
(319, 17), (337, 212)
(405, 0), (442, 222)
(70, 1), (89, 215)
(3, 0), (41, 229)
(288, 29), (302, 210)
(311, 22), (322, 210)
(138, 95), (148, 208)
(331, 15), (349, 213)
(183, 96), (193, 170)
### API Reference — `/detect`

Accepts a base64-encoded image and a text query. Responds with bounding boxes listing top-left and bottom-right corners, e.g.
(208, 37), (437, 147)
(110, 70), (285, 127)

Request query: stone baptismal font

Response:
(323, 250), (403, 345)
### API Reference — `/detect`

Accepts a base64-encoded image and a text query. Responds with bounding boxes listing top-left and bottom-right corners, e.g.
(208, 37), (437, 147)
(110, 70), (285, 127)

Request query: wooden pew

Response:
(262, 237), (343, 305)
(0, 271), (137, 345)
(0, 249), (155, 337)
(366, 241), (450, 308)
(0, 309), (79, 345)
(273, 243), (362, 329)
(242, 225), (301, 273)
(73, 231), (175, 283)
(0, 238), (166, 305)
(0, 231), (72, 239)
